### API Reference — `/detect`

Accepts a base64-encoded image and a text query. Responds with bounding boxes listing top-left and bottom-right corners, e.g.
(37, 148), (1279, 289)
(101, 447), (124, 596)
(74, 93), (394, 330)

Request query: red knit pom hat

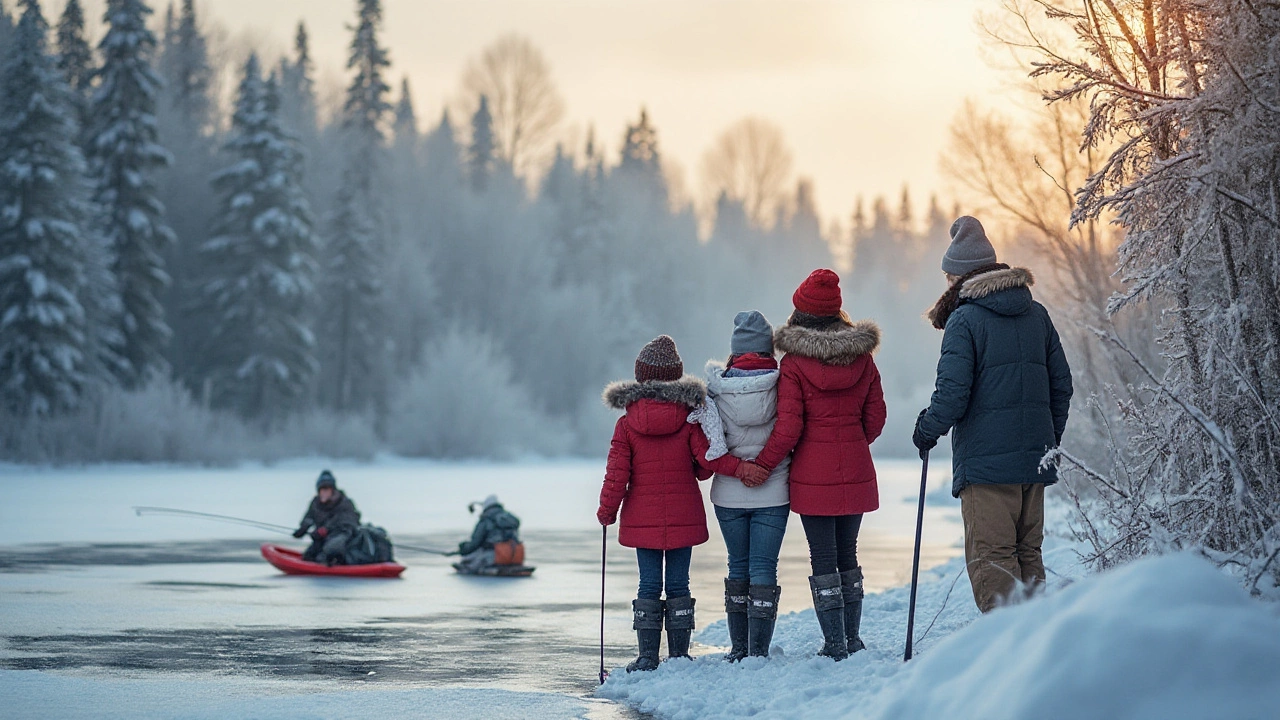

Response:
(792, 269), (843, 316)
(634, 335), (684, 383)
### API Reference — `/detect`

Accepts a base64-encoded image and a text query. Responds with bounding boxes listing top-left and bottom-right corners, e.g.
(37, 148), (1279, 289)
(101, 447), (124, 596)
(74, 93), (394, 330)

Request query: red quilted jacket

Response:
(754, 320), (886, 516)
(599, 376), (742, 549)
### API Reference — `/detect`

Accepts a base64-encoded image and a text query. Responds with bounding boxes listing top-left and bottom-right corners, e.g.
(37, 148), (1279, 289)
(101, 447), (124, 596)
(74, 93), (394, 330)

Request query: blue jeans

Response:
(636, 547), (693, 600)
(714, 504), (789, 586)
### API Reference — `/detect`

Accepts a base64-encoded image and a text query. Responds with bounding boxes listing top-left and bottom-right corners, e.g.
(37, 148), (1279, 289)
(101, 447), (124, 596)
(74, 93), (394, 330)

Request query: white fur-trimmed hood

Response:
(773, 319), (880, 366)
(602, 375), (708, 410)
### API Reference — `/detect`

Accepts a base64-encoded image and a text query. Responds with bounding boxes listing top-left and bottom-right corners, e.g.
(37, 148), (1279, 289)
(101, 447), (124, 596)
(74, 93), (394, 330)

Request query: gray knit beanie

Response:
(941, 216), (998, 275)
(731, 311), (774, 356)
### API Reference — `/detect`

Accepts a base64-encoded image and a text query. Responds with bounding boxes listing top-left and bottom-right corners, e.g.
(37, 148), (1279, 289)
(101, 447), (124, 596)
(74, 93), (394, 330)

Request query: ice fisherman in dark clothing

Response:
(457, 495), (521, 572)
(293, 470), (361, 564)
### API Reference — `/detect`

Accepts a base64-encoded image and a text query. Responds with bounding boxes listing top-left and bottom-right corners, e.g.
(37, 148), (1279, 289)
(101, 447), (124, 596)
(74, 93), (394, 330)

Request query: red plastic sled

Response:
(260, 543), (406, 578)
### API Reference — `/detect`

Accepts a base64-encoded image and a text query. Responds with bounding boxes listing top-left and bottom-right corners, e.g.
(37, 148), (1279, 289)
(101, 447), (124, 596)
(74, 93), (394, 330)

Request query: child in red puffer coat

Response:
(597, 335), (745, 673)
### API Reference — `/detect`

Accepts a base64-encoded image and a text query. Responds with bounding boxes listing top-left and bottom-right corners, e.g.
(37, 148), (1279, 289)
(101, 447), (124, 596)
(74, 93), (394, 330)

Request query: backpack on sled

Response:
(345, 524), (395, 564)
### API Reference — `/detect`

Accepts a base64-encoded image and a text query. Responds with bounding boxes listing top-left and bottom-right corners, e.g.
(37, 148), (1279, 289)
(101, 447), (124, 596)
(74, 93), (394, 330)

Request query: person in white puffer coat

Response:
(701, 310), (790, 661)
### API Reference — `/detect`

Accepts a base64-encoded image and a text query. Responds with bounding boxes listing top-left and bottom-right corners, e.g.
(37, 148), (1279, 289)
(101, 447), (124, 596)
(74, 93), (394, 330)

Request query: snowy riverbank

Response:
(599, 549), (1280, 720)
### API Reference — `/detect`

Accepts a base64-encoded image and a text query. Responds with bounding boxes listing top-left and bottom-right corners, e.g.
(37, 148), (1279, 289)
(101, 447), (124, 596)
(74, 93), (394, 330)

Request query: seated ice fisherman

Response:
(457, 495), (522, 571)
(293, 470), (361, 565)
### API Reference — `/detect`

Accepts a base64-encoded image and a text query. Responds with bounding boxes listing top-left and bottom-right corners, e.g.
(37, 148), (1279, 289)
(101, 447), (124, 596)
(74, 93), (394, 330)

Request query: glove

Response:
(912, 409), (937, 459)
(315, 526), (329, 539)
(457, 541), (469, 554)
(292, 526), (307, 539)
(597, 506), (617, 526)
(739, 461), (770, 488)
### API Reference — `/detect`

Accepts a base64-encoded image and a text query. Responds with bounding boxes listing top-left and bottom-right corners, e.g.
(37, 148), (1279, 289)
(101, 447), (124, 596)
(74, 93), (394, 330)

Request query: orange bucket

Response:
(493, 541), (525, 566)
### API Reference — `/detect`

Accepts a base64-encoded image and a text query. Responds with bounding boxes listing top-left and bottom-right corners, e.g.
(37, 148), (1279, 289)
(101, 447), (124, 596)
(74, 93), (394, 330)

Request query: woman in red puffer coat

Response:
(745, 269), (886, 661)
(597, 335), (744, 673)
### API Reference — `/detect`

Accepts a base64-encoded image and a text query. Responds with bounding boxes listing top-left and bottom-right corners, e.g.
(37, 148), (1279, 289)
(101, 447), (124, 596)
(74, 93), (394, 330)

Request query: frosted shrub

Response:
(387, 328), (571, 459)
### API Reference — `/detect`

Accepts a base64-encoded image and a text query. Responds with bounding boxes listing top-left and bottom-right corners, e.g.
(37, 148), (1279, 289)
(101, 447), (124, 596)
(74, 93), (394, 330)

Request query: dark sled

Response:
(452, 563), (536, 577)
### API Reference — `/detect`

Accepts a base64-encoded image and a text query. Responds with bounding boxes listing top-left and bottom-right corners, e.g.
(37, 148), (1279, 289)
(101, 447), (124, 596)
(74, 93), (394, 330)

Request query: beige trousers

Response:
(960, 483), (1045, 613)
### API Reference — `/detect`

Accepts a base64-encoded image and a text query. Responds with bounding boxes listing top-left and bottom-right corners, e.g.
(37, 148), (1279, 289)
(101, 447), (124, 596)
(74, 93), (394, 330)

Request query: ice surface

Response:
(0, 457), (965, 719)
(0, 671), (596, 719)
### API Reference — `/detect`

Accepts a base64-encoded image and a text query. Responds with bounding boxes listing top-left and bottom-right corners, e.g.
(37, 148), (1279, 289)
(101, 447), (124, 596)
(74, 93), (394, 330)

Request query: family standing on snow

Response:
(597, 215), (1073, 672)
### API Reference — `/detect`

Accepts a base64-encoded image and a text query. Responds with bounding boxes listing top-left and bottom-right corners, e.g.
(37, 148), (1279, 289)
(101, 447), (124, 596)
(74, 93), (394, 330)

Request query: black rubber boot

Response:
(626, 598), (663, 673)
(664, 596), (696, 660)
(724, 579), (749, 662)
(747, 584), (780, 657)
(840, 567), (867, 654)
(809, 573), (848, 661)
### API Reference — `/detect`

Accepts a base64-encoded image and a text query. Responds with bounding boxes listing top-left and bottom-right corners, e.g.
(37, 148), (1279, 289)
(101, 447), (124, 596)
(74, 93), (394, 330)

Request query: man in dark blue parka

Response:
(913, 216), (1073, 612)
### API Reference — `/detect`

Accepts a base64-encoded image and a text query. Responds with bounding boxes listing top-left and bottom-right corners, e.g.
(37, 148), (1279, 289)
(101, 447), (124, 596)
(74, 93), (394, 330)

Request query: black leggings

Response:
(800, 514), (863, 576)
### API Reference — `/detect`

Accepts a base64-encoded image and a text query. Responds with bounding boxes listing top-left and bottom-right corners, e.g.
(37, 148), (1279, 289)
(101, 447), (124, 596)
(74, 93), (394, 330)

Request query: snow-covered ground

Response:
(0, 457), (962, 719)
(600, 547), (1280, 720)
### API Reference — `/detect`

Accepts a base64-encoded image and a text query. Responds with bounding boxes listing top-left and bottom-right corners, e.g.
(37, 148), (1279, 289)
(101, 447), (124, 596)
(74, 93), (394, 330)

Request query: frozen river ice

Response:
(0, 458), (962, 718)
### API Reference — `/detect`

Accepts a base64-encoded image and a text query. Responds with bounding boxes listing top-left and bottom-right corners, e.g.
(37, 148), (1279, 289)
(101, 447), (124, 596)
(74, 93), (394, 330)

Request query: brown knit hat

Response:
(634, 335), (684, 383)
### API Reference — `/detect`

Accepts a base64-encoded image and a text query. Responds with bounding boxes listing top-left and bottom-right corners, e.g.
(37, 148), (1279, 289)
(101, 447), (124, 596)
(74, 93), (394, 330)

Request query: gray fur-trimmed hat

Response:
(731, 310), (774, 356)
(942, 216), (998, 275)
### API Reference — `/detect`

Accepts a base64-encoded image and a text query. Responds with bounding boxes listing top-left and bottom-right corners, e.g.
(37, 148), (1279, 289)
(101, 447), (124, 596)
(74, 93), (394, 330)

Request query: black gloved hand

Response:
(292, 526), (307, 539)
(912, 409), (937, 458)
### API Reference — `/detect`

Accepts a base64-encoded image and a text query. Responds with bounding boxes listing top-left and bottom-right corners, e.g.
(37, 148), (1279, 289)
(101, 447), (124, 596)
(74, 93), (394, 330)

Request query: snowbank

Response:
(600, 553), (1280, 720)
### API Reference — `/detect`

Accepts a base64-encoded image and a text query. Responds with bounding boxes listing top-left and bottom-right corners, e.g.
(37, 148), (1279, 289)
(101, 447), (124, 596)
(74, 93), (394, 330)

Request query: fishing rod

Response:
(131, 506), (459, 556)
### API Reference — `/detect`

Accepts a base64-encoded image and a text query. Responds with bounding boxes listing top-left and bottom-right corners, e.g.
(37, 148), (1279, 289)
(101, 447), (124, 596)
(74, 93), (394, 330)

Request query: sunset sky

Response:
(69, 0), (1012, 227)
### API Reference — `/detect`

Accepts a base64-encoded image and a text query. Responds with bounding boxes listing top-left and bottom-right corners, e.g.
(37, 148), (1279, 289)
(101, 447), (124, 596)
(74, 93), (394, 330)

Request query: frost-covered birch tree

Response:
(1004, 0), (1280, 591)
(0, 0), (92, 415)
(196, 56), (318, 423)
(86, 0), (175, 388)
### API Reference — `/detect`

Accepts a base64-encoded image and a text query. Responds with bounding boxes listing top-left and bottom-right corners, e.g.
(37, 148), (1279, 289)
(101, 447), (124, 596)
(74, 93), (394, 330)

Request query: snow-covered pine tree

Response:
(467, 94), (495, 192)
(158, 0), (210, 134)
(278, 21), (317, 145)
(197, 55), (318, 423)
(54, 0), (93, 134)
(385, 76), (436, 374)
(155, 0), (214, 385)
(318, 0), (391, 413)
(0, 0), (93, 415)
(87, 0), (176, 388)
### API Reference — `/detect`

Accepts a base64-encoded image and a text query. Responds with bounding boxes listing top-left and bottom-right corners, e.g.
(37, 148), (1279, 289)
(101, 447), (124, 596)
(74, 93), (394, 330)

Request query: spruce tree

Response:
(54, 0), (93, 130)
(198, 56), (318, 422)
(319, 0), (391, 412)
(278, 21), (317, 143)
(467, 94), (495, 192)
(0, 0), (93, 415)
(87, 0), (176, 387)
(159, 0), (210, 132)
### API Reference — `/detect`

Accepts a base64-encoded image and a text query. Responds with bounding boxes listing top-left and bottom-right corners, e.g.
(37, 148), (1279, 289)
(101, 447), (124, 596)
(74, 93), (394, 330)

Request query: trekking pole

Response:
(904, 450), (929, 662)
(599, 524), (609, 685)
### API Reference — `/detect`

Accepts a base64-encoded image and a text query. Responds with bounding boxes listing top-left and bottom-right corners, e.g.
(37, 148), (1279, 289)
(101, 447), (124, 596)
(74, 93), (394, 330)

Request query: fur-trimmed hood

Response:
(927, 266), (1035, 329)
(960, 266), (1034, 300)
(773, 319), (881, 366)
(705, 360), (780, 396)
(602, 375), (708, 411)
